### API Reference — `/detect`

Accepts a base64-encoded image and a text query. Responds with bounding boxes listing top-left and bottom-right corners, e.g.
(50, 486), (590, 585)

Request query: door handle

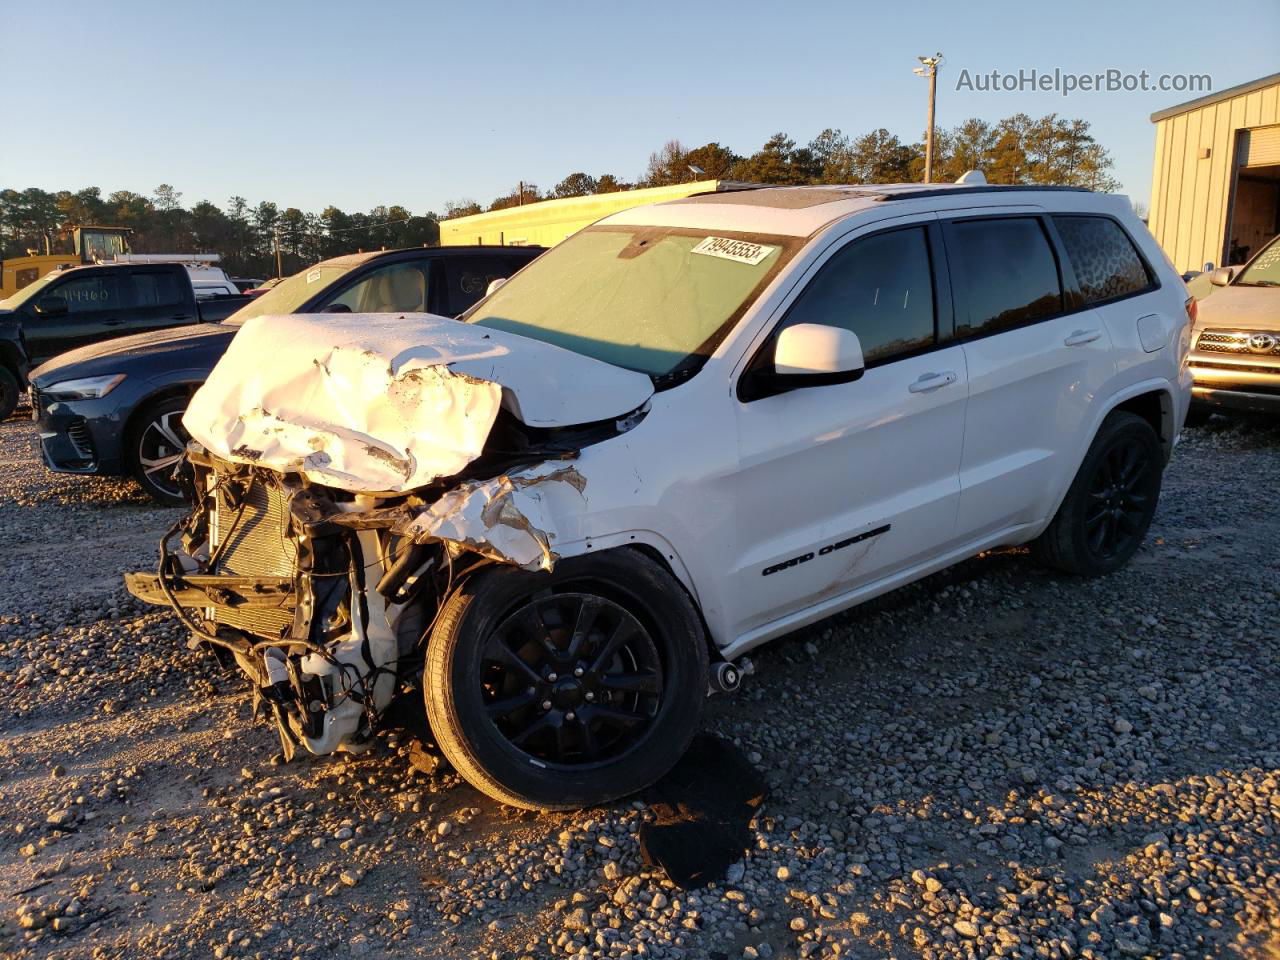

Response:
(908, 371), (957, 393)
(1064, 328), (1102, 346)
(102, 318), (124, 326)
(172, 314), (192, 321)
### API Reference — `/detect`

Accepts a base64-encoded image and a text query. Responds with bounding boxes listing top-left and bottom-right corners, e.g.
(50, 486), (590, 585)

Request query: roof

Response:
(1150, 72), (1280, 123)
(601, 182), (1095, 237)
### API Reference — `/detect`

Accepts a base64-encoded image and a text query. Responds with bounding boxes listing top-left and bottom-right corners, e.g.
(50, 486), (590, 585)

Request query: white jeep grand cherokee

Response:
(127, 182), (1194, 810)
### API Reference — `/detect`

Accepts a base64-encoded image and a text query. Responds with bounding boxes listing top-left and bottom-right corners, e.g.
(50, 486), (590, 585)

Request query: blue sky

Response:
(2, 0), (1276, 215)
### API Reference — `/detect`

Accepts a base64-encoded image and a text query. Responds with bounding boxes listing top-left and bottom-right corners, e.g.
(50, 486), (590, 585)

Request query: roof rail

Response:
(872, 183), (1093, 202)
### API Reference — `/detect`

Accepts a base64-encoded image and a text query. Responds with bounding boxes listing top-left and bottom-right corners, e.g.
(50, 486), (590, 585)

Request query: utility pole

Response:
(914, 53), (944, 184)
(273, 226), (283, 278)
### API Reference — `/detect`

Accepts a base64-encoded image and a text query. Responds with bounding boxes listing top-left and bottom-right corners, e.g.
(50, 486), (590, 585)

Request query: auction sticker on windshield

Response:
(691, 236), (777, 266)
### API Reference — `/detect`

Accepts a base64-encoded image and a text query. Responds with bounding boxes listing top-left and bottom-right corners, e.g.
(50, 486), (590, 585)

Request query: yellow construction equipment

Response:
(1, 226), (133, 301)
(438, 180), (745, 248)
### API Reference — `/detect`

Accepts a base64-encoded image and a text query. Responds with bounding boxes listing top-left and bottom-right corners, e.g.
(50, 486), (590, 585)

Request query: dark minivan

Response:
(30, 245), (543, 502)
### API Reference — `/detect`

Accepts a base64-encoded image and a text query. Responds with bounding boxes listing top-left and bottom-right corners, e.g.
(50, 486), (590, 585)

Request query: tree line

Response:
(2, 112), (1120, 278)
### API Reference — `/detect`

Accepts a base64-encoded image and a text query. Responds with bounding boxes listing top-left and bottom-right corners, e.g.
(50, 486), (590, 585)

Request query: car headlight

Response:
(44, 373), (127, 400)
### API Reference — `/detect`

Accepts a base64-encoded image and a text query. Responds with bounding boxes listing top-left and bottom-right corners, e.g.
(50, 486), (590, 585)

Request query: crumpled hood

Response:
(183, 312), (654, 493)
(1195, 284), (1279, 332)
(30, 323), (234, 382)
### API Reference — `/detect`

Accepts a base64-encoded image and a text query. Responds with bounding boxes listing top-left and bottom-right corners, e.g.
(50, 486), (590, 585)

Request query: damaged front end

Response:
(127, 437), (602, 758)
(125, 312), (651, 759)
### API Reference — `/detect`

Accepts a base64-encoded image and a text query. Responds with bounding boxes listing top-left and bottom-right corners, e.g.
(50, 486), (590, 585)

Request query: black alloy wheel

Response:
(481, 592), (664, 767)
(424, 550), (708, 810)
(1083, 434), (1157, 562)
(1032, 410), (1163, 577)
(130, 397), (191, 505)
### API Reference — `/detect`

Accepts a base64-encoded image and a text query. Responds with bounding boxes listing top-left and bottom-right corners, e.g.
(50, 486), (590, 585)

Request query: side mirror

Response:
(774, 323), (865, 383)
(485, 277), (508, 297)
(1202, 261), (1215, 273)
(1210, 267), (1235, 287)
(35, 295), (68, 316)
(740, 323), (867, 401)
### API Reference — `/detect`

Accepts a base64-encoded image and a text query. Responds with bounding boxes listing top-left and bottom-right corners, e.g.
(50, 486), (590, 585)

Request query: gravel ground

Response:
(0, 408), (1277, 960)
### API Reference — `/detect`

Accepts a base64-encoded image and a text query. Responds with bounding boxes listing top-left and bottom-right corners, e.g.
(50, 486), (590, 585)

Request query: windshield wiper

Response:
(1236, 280), (1280, 287)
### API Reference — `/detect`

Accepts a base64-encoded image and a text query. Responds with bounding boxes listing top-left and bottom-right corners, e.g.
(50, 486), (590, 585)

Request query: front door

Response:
(22, 270), (129, 364)
(727, 220), (968, 638)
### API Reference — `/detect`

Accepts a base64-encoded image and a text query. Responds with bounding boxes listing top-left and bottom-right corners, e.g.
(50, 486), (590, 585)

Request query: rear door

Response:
(21, 269), (129, 363)
(945, 213), (1116, 541)
(127, 267), (198, 336)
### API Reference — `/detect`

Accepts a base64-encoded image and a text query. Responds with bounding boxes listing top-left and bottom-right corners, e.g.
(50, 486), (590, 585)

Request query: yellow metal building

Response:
(1149, 72), (1280, 274)
(438, 180), (744, 248)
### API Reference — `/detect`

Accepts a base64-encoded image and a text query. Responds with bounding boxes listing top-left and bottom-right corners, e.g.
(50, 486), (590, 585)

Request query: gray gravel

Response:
(0, 409), (1277, 960)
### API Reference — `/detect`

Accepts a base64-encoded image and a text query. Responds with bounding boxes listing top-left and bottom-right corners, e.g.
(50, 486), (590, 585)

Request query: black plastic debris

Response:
(639, 733), (768, 889)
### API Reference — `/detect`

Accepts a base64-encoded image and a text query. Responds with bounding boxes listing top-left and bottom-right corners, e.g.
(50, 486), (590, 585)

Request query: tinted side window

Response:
(777, 227), (936, 365)
(130, 270), (184, 308)
(444, 255), (532, 315)
(946, 218), (1062, 336)
(1052, 215), (1152, 304)
(322, 261), (429, 313)
(53, 274), (125, 314)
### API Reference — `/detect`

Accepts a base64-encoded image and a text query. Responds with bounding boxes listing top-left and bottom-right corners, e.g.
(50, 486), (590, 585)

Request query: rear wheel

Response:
(424, 551), (708, 810)
(1032, 411), (1162, 576)
(0, 366), (18, 421)
(128, 397), (191, 506)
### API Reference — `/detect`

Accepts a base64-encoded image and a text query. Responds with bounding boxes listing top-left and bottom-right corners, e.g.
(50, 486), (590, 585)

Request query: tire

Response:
(0, 366), (18, 421)
(127, 397), (192, 506)
(1032, 411), (1163, 577)
(425, 550), (709, 810)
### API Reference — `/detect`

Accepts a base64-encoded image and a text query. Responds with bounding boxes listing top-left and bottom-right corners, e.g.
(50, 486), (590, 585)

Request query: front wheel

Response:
(1032, 411), (1163, 576)
(128, 397), (191, 506)
(424, 550), (708, 810)
(0, 366), (19, 421)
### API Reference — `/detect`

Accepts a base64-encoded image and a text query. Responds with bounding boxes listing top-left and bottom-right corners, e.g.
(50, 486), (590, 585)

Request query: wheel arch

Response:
(1034, 379), (1177, 538)
(121, 381), (202, 454)
(1109, 386), (1176, 463)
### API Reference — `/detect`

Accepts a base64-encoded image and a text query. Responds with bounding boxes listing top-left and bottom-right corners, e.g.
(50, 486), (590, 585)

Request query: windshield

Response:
(1236, 234), (1280, 286)
(224, 264), (355, 325)
(465, 225), (796, 379)
(0, 270), (66, 310)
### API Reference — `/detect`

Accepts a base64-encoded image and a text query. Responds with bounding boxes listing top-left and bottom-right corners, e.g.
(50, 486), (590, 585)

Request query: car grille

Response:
(209, 477), (299, 638)
(1196, 330), (1280, 357)
(30, 389), (44, 419)
(67, 418), (96, 462)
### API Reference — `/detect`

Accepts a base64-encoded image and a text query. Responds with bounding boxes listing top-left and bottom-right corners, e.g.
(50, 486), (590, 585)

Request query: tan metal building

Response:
(1149, 72), (1280, 275)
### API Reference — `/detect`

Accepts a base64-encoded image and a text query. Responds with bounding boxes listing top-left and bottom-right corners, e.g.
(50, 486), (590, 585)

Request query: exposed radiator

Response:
(212, 478), (298, 577)
(210, 478), (298, 637)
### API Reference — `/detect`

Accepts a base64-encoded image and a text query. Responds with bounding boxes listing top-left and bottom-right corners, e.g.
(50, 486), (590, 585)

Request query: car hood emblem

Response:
(1247, 332), (1277, 353)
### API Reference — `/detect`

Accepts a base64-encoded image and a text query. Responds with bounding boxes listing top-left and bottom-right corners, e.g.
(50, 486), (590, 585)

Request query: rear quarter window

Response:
(1052, 215), (1154, 305)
